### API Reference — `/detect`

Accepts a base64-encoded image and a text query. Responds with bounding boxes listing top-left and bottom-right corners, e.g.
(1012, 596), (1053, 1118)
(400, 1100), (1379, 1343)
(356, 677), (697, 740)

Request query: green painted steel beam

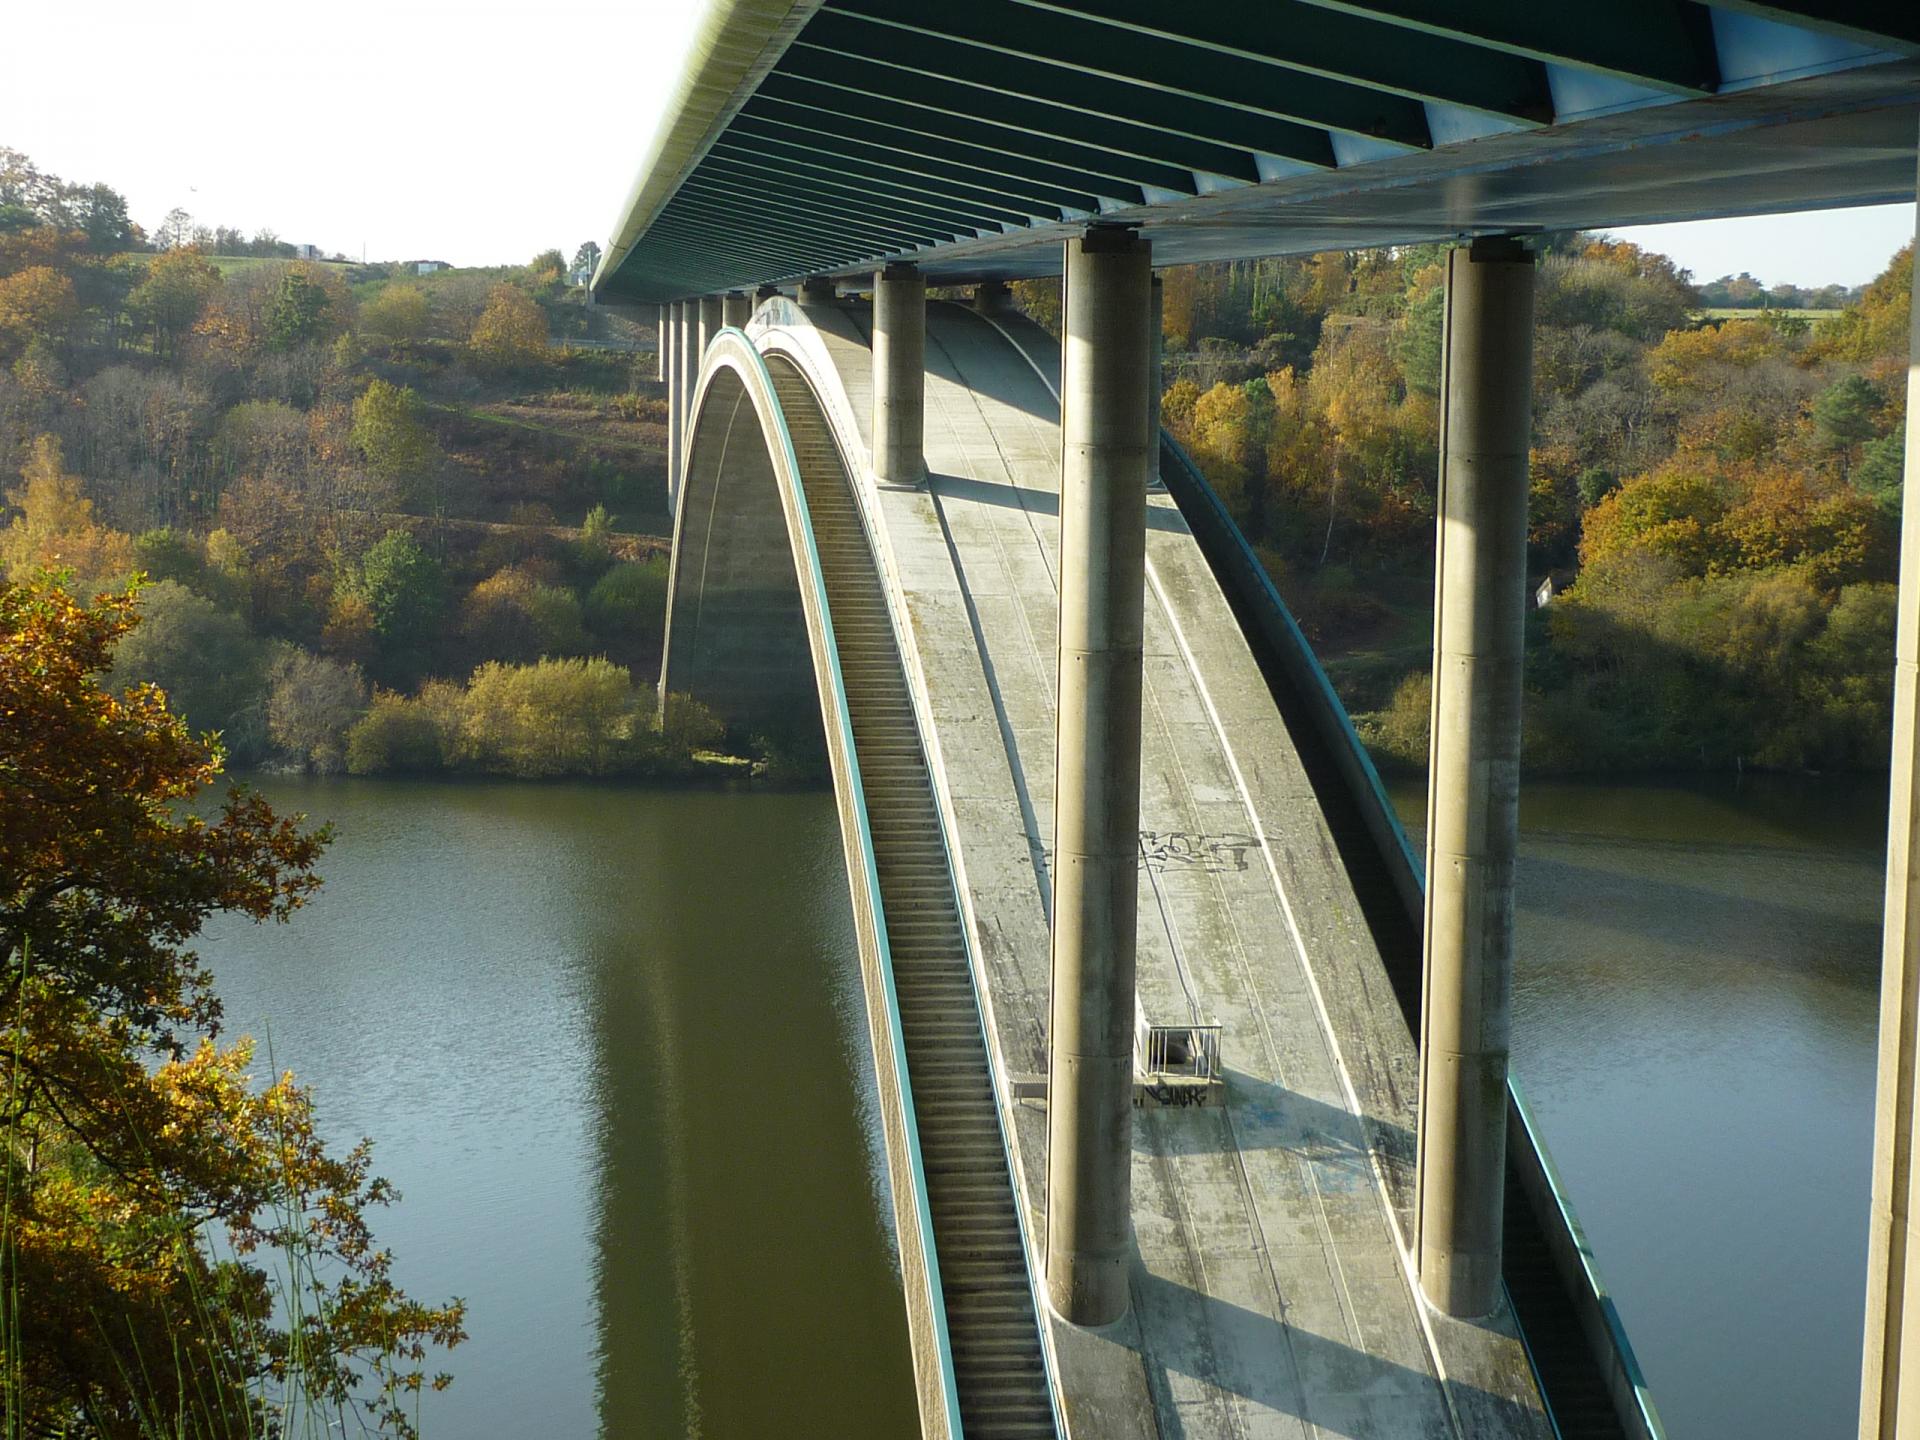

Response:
(710, 138), (1062, 225)
(1004, 0), (1554, 122)
(721, 120), (1112, 214)
(663, 193), (921, 258)
(789, 26), (1339, 169)
(747, 88), (1201, 195)
(677, 175), (964, 247)
(645, 216), (871, 275)
(700, 150), (1037, 230)
(732, 108), (1148, 207)
(768, 54), (1263, 183)
(1289, 0), (1719, 94)
(697, 153), (1009, 234)
(820, 0), (1433, 147)
(1708, 0), (1919, 53)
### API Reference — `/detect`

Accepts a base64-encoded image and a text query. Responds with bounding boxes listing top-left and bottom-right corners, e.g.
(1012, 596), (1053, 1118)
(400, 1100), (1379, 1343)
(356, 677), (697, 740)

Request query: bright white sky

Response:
(1, 0), (1912, 285)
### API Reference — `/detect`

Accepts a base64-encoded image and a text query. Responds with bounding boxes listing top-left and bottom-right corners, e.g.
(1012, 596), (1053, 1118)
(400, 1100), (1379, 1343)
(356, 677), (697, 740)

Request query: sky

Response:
(0, 0), (1912, 285)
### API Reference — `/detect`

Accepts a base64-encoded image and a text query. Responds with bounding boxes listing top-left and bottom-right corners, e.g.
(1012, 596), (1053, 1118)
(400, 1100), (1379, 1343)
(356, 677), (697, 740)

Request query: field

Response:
(1700, 305), (1843, 321)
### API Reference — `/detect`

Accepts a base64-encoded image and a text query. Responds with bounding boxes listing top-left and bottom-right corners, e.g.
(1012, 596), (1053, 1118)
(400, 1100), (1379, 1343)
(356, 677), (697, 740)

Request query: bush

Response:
(346, 685), (459, 774)
(585, 560), (669, 642)
(462, 657), (633, 776)
(1355, 670), (1430, 771)
(267, 647), (369, 772)
(112, 581), (268, 758)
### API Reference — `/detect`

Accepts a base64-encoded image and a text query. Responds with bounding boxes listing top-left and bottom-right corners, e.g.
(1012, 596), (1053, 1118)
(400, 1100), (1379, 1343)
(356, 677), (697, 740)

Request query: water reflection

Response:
(199, 779), (916, 1439)
(1391, 772), (1882, 1440)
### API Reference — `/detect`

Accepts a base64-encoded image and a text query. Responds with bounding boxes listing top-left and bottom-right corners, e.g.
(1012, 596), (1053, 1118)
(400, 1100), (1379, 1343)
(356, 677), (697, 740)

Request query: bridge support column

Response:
(663, 305), (678, 504)
(1861, 144), (1920, 1440)
(723, 290), (750, 328)
(1046, 226), (1151, 1328)
(656, 304), (667, 382)
(800, 277), (837, 306)
(673, 300), (694, 507)
(1415, 235), (1535, 1320)
(873, 262), (926, 486)
(974, 278), (1012, 315)
(698, 294), (722, 358)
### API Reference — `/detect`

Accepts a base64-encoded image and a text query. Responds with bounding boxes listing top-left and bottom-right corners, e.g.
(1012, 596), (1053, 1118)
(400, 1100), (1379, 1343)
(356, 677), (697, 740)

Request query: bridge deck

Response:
(777, 297), (1553, 1438)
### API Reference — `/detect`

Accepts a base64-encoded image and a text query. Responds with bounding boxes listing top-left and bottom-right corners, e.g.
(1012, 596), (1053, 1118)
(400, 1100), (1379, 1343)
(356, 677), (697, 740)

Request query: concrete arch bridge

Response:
(657, 292), (1650, 1440)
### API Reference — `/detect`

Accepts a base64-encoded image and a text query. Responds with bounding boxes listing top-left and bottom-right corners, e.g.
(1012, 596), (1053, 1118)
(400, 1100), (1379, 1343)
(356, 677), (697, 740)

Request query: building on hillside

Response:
(293, 243), (321, 260)
(415, 260), (448, 275)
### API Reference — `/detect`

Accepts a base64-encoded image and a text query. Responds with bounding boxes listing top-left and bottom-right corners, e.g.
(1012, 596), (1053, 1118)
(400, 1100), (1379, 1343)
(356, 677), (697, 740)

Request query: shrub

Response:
(585, 560), (669, 642)
(267, 647), (369, 772)
(462, 657), (633, 776)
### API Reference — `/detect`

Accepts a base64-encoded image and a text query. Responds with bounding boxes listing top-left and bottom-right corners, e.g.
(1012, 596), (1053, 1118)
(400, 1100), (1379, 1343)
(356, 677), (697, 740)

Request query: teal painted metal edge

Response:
(1158, 431), (1665, 1440)
(760, 311), (1064, 1436)
(722, 328), (966, 1437)
(1509, 1081), (1668, 1437)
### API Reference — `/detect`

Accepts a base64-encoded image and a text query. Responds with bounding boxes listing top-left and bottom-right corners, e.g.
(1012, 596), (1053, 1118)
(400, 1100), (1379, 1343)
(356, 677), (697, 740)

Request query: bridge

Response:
(593, 5), (1920, 1437)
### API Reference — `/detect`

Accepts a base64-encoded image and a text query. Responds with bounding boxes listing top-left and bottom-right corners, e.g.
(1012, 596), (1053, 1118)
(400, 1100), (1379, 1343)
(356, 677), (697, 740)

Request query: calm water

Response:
(1391, 773), (1884, 1440)
(202, 772), (1886, 1439)
(199, 779), (918, 1439)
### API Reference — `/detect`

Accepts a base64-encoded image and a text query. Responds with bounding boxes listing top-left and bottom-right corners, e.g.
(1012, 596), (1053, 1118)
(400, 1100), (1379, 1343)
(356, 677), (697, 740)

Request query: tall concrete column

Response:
(872, 262), (926, 487)
(674, 300), (695, 506)
(800, 277), (837, 306)
(1414, 235), (1536, 1319)
(1146, 275), (1164, 487)
(1860, 141), (1920, 1440)
(723, 290), (750, 328)
(697, 294), (722, 359)
(1046, 226), (1152, 1328)
(656, 303), (668, 382)
(664, 303), (680, 507)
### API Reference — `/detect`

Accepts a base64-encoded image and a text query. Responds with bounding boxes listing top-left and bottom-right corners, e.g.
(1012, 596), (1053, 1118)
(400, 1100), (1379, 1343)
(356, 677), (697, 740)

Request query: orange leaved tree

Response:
(0, 574), (464, 1437)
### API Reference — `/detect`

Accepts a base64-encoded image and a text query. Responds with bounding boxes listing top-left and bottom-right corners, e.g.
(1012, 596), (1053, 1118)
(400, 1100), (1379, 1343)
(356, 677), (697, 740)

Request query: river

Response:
(200, 772), (1885, 1439)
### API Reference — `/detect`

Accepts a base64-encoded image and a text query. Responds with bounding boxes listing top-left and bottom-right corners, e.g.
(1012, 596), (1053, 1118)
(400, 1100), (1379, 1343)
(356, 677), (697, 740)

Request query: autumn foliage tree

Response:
(0, 574), (465, 1434)
(466, 284), (548, 371)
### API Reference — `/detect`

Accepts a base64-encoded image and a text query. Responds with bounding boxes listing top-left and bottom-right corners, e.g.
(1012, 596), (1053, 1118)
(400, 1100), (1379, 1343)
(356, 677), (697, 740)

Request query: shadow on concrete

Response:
(932, 472), (1190, 533)
(1128, 1267), (1478, 1433)
(928, 302), (1063, 421)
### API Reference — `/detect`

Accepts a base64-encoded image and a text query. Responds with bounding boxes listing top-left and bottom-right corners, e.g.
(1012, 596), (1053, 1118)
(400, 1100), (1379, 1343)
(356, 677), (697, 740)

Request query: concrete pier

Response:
(663, 303), (679, 502)
(698, 294), (722, 357)
(1046, 226), (1152, 1328)
(1415, 236), (1537, 1319)
(674, 300), (694, 506)
(872, 263), (926, 487)
(1860, 142), (1920, 1440)
(723, 290), (751, 328)
(656, 303), (668, 382)
(800, 277), (837, 306)
(974, 278), (1012, 314)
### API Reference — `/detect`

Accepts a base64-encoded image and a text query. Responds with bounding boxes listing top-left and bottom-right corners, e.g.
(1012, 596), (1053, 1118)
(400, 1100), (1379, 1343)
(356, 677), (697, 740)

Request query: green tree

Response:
(351, 379), (440, 498)
(354, 529), (445, 679)
(265, 266), (334, 350)
(266, 646), (369, 771)
(127, 248), (220, 357)
(462, 657), (633, 776)
(361, 284), (429, 344)
(111, 580), (269, 757)
(1812, 374), (1883, 474)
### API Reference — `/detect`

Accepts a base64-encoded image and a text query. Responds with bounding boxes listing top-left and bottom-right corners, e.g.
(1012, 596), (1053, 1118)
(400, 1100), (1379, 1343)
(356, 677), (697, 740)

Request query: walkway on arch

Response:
(660, 298), (1645, 1439)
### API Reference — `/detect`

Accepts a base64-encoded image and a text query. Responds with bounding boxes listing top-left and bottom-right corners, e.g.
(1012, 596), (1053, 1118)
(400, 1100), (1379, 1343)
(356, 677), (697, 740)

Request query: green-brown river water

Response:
(202, 772), (1885, 1438)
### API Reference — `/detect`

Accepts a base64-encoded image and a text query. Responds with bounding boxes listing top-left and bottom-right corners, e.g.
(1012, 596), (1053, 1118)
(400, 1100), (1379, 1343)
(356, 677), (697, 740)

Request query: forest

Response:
(1137, 235), (1914, 773)
(0, 147), (738, 782)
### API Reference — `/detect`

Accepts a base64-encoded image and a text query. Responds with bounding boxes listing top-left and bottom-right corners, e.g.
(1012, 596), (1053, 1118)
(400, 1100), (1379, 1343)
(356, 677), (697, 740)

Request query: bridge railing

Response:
(1134, 1003), (1223, 1082)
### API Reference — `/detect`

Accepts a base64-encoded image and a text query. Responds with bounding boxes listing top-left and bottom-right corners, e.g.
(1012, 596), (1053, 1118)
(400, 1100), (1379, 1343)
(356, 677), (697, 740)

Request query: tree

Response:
(360, 284), (429, 344)
(69, 181), (134, 252)
(111, 580), (269, 756)
(0, 575), (463, 1434)
(351, 379), (439, 499)
(585, 560), (669, 643)
(354, 529), (445, 678)
(1812, 373), (1883, 473)
(572, 240), (602, 278)
(0, 265), (78, 361)
(265, 265), (335, 350)
(2, 434), (134, 585)
(127, 247), (221, 357)
(266, 646), (369, 771)
(468, 284), (548, 370)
